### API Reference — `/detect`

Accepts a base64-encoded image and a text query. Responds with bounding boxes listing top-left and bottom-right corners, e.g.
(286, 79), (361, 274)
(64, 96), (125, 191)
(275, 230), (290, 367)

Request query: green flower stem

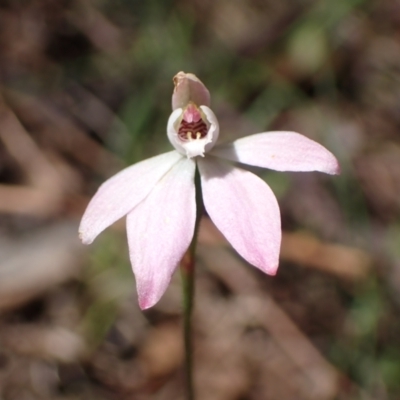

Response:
(180, 166), (203, 400)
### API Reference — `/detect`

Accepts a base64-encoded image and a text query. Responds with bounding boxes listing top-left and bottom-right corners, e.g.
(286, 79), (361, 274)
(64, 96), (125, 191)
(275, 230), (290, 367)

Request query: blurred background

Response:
(1, 0), (400, 399)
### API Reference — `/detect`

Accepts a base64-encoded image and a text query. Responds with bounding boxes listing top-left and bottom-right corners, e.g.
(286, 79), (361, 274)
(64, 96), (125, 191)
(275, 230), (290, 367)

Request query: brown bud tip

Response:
(172, 71), (210, 110)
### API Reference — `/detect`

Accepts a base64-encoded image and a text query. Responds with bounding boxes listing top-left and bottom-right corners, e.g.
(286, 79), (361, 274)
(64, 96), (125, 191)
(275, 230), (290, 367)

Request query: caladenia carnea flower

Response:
(79, 71), (340, 310)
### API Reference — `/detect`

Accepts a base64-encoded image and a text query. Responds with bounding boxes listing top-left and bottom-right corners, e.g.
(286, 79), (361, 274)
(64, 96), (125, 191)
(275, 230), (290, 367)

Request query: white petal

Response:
(198, 157), (281, 275)
(167, 108), (183, 153)
(79, 151), (183, 244)
(200, 105), (220, 149)
(127, 157), (196, 309)
(212, 131), (340, 174)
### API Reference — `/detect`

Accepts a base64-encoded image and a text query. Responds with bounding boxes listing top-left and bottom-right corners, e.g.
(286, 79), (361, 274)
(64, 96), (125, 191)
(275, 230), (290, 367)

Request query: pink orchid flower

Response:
(79, 72), (340, 309)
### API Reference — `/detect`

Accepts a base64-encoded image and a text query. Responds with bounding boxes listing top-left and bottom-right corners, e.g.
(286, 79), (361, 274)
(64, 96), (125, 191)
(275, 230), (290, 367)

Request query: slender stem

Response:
(180, 166), (203, 400)
(181, 235), (196, 400)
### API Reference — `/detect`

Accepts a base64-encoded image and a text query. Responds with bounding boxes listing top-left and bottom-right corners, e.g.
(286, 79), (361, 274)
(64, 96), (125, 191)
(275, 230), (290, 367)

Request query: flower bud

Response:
(172, 72), (210, 110)
(167, 103), (219, 158)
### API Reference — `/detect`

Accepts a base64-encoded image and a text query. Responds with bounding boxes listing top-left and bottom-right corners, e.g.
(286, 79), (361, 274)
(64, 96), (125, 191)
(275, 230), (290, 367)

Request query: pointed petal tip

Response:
(265, 264), (278, 276)
(138, 298), (154, 310)
(136, 283), (165, 310)
(78, 230), (93, 245)
(255, 256), (279, 276)
(78, 221), (95, 244)
(323, 157), (341, 175)
(333, 161), (341, 175)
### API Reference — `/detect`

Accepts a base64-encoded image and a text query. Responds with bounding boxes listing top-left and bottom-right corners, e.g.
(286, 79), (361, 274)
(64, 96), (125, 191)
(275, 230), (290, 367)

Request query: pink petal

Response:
(79, 151), (183, 244)
(212, 131), (340, 174)
(198, 157), (281, 275)
(126, 157), (196, 309)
